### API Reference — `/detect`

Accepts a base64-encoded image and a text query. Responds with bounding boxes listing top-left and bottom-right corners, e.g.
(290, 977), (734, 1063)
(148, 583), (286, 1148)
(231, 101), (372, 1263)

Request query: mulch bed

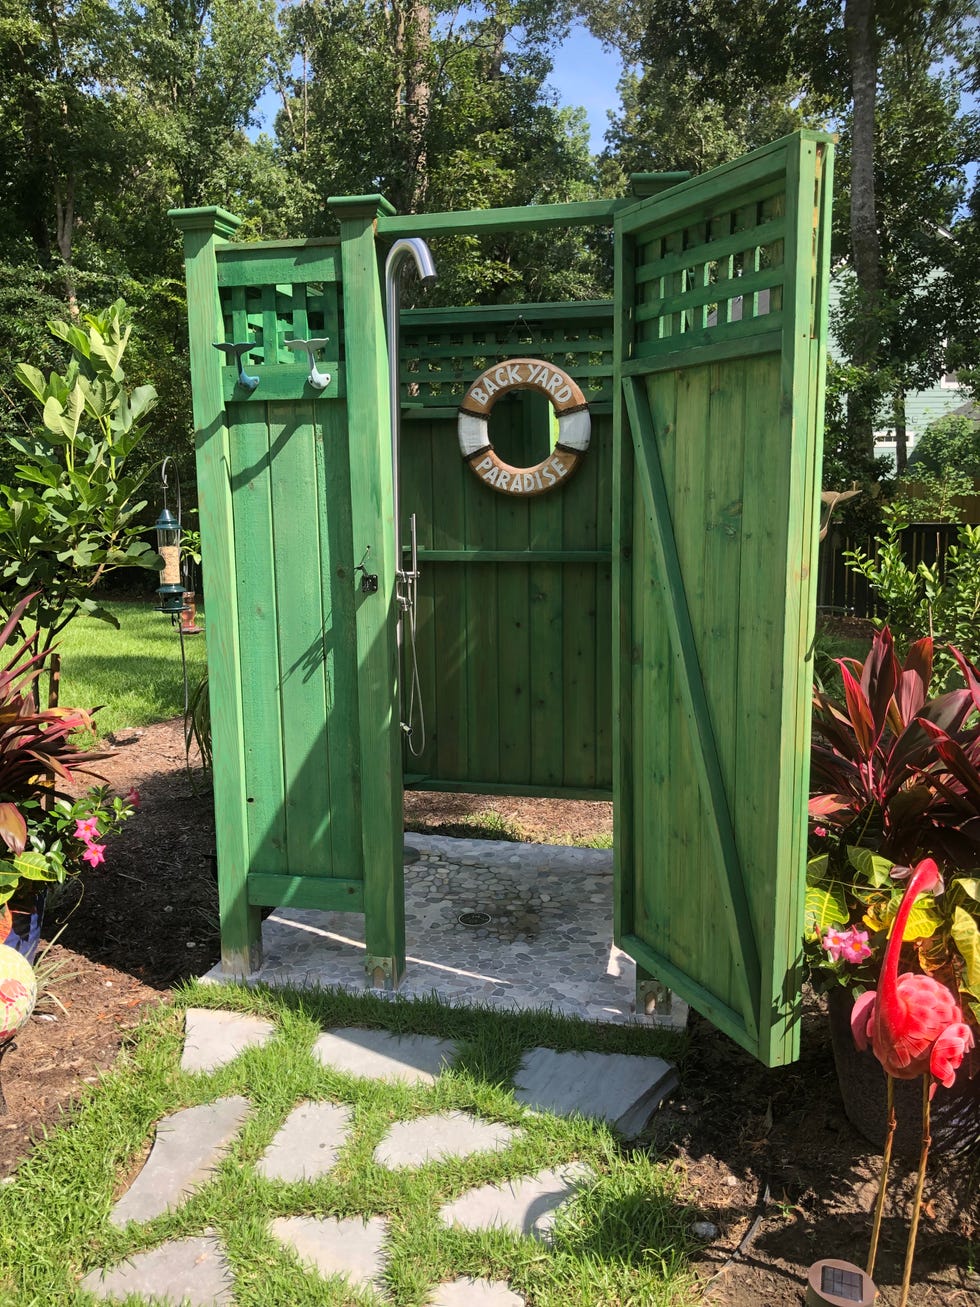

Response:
(1, 717), (977, 1306)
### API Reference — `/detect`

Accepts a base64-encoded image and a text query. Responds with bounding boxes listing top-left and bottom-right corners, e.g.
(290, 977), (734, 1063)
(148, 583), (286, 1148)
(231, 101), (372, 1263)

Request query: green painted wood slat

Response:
(248, 874), (364, 912)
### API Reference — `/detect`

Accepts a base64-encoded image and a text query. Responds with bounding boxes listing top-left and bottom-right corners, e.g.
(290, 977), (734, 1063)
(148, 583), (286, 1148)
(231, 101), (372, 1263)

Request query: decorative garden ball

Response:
(0, 943), (36, 1041)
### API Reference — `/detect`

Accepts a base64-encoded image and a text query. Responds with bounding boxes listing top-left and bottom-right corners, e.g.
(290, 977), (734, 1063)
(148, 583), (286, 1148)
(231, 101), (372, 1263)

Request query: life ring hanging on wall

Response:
(457, 358), (591, 496)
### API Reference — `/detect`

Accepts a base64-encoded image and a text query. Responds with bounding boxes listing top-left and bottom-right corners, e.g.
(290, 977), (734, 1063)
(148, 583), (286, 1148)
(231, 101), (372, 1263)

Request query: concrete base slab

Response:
(110, 1097), (251, 1227)
(439, 1163), (592, 1240)
(202, 837), (690, 1030)
(257, 1101), (352, 1182)
(513, 1047), (678, 1139)
(374, 1112), (519, 1168)
(313, 1027), (454, 1085)
(181, 1008), (275, 1074)
(80, 1235), (234, 1305)
(269, 1214), (387, 1292)
(429, 1278), (526, 1306)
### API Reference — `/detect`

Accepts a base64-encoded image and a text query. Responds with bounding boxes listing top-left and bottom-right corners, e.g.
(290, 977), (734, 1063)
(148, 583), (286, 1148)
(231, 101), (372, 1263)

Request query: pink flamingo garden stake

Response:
(850, 858), (975, 1306)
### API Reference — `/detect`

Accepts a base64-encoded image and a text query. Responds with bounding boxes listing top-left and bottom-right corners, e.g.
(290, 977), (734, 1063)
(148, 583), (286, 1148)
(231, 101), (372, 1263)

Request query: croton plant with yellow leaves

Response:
(804, 627), (980, 1037)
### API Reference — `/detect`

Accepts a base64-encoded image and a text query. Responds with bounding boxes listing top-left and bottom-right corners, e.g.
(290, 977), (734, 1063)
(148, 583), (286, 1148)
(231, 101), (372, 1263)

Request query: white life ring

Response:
(457, 357), (591, 496)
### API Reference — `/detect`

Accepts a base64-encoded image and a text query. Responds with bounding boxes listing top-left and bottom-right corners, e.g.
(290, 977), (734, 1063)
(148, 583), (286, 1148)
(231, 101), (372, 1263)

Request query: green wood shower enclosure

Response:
(172, 129), (833, 1066)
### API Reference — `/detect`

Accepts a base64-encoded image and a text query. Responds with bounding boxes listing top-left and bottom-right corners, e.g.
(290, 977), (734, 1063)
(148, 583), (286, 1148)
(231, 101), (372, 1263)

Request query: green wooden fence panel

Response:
(397, 303), (614, 797)
(612, 131), (834, 1067)
(171, 208), (403, 982)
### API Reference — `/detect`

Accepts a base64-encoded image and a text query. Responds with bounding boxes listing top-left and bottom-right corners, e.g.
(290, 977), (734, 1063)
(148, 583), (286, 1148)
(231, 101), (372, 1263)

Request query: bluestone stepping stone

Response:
(429, 1278), (526, 1306)
(374, 1111), (519, 1168)
(257, 1101), (352, 1181)
(313, 1027), (454, 1085)
(269, 1214), (388, 1292)
(182, 1007), (276, 1074)
(513, 1047), (678, 1139)
(440, 1163), (592, 1239)
(110, 1097), (251, 1227)
(80, 1235), (234, 1305)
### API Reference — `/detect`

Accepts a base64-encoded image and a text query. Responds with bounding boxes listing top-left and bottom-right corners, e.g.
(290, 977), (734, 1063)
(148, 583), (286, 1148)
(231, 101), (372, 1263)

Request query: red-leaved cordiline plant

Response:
(0, 592), (110, 883)
(809, 627), (980, 866)
(806, 628), (980, 1036)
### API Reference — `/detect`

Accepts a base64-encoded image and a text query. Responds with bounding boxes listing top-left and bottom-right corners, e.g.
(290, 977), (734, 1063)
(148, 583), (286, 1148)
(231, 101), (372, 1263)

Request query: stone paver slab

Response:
(313, 1027), (454, 1085)
(182, 1008), (276, 1074)
(439, 1163), (592, 1240)
(429, 1278), (526, 1306)
(513, 1047), (678, 1139)
(270, 1214), (387, 1291)
(374, 1111), (519, 1168)
(257, 1100), (352, 1182)
(80, 1235), (234, 1305)
(110, 1097), (251, 1227)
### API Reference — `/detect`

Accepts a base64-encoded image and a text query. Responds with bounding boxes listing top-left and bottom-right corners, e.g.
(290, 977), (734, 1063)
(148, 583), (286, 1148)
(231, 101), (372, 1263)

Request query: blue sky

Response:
(542, 26), (622, 153)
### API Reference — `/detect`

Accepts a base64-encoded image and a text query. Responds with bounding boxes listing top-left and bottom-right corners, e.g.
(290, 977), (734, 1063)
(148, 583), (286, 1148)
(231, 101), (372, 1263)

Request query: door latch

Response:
(355, 546), (378, 595)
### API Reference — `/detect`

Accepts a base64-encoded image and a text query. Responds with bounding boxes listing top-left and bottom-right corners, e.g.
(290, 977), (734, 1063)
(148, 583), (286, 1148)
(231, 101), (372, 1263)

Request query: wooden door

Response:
(612, 132), (834, 1066)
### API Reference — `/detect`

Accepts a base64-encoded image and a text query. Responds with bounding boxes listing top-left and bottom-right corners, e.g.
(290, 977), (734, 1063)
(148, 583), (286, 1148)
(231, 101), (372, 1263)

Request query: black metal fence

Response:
(817, 523), (962, 617)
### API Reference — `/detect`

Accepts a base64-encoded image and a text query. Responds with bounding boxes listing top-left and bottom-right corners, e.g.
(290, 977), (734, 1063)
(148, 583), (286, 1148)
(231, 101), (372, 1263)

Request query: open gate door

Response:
(613, 132), (834, 1066)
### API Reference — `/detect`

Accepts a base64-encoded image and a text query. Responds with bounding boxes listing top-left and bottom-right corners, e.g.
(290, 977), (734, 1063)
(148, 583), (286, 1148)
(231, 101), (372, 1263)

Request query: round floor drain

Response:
(457, 911), (492, 927)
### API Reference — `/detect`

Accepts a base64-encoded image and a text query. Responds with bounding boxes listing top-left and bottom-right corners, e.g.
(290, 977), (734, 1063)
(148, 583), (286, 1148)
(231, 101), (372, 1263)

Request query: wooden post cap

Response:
(805, 1259), (876, 1306)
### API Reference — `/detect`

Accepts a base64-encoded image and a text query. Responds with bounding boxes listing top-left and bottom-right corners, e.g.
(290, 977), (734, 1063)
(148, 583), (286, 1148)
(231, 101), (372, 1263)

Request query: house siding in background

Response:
(827, 277), (970, 470)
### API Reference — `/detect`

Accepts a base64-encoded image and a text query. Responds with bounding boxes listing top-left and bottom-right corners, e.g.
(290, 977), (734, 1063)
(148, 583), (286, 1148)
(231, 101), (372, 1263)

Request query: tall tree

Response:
(0, 0), (127, 316)
(274, 0), (604, 302)
(580, 0), (980, 481)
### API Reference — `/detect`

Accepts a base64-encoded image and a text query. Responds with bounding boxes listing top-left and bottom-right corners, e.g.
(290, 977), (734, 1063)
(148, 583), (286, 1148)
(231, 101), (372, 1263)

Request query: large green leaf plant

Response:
(805, 626), (980, 1035)
(1, 300), (162, 702)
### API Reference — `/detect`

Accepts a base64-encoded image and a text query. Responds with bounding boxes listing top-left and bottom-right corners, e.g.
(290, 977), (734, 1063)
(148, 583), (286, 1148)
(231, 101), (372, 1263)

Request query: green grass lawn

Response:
(0, 984), (697, 1307)
(56, 599), (207, 739)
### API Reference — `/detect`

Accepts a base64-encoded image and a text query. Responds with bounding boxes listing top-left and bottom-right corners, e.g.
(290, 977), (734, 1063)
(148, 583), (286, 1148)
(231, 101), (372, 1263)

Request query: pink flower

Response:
(82, 842), (106, 868)
(813, 826), (827, 838)
(74, 816), (100, 842)
(822, 927), (850, 961)
(125, 788), (141, 808)
(840, 929), (873, 964)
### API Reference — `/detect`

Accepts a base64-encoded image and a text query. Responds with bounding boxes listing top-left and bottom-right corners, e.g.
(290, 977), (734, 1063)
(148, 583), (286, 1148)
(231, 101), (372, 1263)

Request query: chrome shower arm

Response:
(384, 238), (437, 564)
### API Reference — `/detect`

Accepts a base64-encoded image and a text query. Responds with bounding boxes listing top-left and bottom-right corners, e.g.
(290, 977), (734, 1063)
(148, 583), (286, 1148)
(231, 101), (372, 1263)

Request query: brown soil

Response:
(1, 717), (977, 1307)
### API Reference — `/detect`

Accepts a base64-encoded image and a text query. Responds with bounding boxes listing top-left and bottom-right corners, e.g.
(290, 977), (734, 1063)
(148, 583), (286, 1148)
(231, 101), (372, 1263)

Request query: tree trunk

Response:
(844, 0), (882, 458)
(53, 169), (79, 321)
(46, 649), (61, 712)
(403, 1), (431, 213)
(893, 390), (907, 474)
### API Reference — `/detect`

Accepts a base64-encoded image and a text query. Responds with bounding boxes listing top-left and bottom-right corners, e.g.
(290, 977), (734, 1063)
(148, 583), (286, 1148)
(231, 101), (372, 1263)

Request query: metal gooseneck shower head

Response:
(385, 237), (437, 291)
(384, 236), (437, 761)
(384, 237), (438, 556)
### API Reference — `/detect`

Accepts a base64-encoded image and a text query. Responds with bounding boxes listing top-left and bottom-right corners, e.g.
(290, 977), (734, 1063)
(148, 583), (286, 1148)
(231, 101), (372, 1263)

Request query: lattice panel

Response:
(217, 281), (342, 368)
(634, 182), (786, 355)
(399, 305), (615, 408)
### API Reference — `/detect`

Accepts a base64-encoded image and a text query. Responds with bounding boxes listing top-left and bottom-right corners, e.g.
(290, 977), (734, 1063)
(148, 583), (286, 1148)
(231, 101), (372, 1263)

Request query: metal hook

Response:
(213, 342), (260, 391)
(286, 337), (332, 391)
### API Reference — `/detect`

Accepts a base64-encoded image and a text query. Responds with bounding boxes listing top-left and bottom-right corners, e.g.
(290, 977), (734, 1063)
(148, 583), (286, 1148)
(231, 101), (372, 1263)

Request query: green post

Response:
(169, 205), (262, 980)
(329, 194), (405, 989)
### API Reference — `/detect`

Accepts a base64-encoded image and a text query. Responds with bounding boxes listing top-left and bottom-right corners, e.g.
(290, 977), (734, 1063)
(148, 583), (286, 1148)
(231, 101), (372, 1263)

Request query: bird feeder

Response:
(155, 504), (184, 615)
